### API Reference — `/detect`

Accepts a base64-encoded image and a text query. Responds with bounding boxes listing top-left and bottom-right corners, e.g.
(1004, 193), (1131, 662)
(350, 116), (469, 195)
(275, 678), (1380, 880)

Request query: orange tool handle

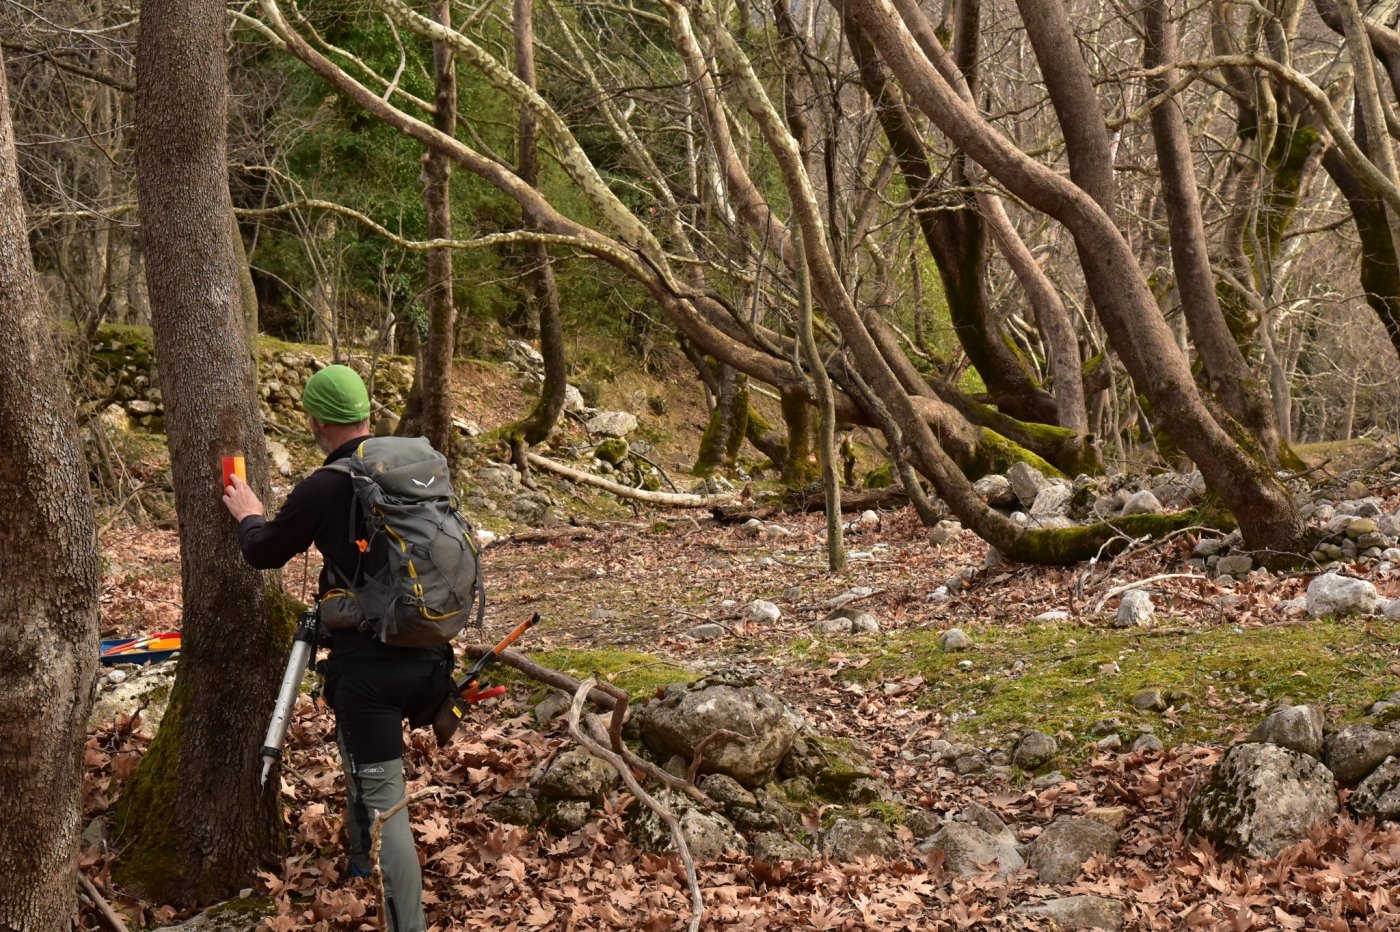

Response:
(456, 612), (540, 699)
(489, 611), (540, 658)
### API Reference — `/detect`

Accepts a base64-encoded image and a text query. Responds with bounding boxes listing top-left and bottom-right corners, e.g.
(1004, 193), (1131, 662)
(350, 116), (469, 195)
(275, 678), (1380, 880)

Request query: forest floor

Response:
(78, 330), (1400, 930)
(87, 472), (1400, 930)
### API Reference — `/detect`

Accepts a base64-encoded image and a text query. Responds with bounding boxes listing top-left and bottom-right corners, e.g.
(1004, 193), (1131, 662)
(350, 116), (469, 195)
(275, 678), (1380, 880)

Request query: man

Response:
(223, 364), (447, 932)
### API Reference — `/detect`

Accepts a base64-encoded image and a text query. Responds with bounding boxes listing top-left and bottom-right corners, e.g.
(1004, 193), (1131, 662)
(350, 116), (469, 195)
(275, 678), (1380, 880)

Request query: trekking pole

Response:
(259, 606), (320, 787)
(432, 611), (540, 747)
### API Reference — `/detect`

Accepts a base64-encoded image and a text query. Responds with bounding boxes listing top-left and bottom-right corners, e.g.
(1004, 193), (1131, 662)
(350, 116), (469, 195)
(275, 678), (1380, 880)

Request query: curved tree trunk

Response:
(844, 0), (1305, 555)
(117, 0), (287, 901)
(0, 47), (102, 932)
(1143, 0), (1285, 462)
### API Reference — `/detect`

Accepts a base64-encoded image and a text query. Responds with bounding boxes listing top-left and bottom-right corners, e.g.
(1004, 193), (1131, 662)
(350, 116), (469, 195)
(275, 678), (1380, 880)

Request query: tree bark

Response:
(118, 0), (287, 901)
(844, 0), (1305, 555)
(0, 47), (102, 932)
(1142, 0), (1285, 462)
(419, 0), (458, 463)
(513, 0), (566, 448)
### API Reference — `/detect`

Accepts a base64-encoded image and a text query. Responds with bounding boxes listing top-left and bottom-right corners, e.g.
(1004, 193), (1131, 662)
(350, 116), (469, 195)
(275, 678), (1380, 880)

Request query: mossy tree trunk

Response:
(0, 47), (102, 931)
(117, 0), (288, 901)
(694, 364), (749, 476)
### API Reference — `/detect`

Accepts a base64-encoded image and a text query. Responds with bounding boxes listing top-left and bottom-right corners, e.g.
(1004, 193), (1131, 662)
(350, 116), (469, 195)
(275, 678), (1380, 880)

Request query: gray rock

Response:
(635, 674), (798, 786)
(851, 614), (881, 635)
(267, 441), (292, 477)
(1133, 734), (1165, 753)
(505, 338), (545, 369)
(562, 383), (586, 413)
(586, 410), (639, 437)
(1033, 771), (1066, 789)
(81, 817), (108, 851)
(822, 817), (897, 862)
(750, 832), (813, 862)
(1131, 688), (1168, 712)
(1096, 734), (1123, 751)
(957, 802), (1017, 847)
(927, 520), (962, 547)
(1031, 483), (1074, 518)
(699, 773), (757, 810)
(738, 518), (765, 538)
(1216, 554), (1254, 577)
(1035, 610), (1071, 622)
(941, 627), (974, 652)
(1008, 462), (1049, 507)
(746, 600), (782, 624)
(1277, 598), (1308, 616)
(1193, 538), (1226, 558)
(1012, 731), (1058, 770)
(973, 474), (1016, 507)
(476, 464), (521, 492)
(903, 810), (941, 838)
(1028, 818), (1120, 884)
(1115, 590), (1154, 628)
(1383, 600), (1400, 620)
(1249, 705), (1324, 758)
(687, 623), (726, 640)
(813, 617), (854, 636)
(533, 690), (572, 726)
(1306, 573), (1380, 618)
(1018, 896), (1124, 930)
(533, 748), (618, 802)
(1349, 756), (1400, 822)
(485, 793), (540, 826)
(548, 800), (592, 833)
(921, 822), (1024, 876)
(827, 586), (876, 608)
(1120, 490), (1162, 516)
(631, 790), (744, 859)
(1186, 743), (1338, 858)
(1325, 724), (1400, 785)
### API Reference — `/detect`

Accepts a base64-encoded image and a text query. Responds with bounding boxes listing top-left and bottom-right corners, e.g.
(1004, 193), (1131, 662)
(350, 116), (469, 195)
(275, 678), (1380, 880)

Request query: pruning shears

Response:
(432, 612), (540, 747)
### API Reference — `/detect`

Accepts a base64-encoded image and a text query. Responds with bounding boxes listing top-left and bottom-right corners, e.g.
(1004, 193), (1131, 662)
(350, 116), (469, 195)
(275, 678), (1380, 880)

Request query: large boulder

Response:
(1249, 706), (1324, 759)
(973, 474), (1016, 507)
(635, 672), (799, 787)
(1186, 743), (1338, 858)
(920, 822), (1023, 877)
(1306, 573), (1379, 618)
(1027, 818), (1119, 884)
(1031, 483), (1074, 519)
(1325, 724), (1400, 786)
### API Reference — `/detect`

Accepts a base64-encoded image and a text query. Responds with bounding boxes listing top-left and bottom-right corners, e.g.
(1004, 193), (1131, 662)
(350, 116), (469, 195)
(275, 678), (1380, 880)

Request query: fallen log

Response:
(526, 452), (737, 507)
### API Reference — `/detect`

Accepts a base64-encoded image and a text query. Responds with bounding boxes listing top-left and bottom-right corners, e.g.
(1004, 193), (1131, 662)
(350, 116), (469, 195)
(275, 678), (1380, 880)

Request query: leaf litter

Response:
(82, 499), (1400, 929)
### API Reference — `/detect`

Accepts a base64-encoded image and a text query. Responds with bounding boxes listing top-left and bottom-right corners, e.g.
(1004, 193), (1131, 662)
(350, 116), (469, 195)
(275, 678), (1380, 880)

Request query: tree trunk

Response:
(845, 0), (1305, 555)
(419, 0), (458, 463)
(1142, 0), (1285, 462)
(513, 0), (567, 448)
(794, 229), (845, 571)
(0, 48), (102, 932)
(117, 0), (288, 902)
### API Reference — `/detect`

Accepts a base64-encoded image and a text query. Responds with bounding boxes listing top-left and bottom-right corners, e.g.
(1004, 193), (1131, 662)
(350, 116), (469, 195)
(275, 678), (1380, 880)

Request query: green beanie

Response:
(303, 364), (371, 424)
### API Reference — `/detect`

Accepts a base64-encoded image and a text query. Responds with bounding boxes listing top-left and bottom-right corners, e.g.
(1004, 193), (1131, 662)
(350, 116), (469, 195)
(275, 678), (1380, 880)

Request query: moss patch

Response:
(791, 618), (1400, 763)
(507, 648), (692, 702)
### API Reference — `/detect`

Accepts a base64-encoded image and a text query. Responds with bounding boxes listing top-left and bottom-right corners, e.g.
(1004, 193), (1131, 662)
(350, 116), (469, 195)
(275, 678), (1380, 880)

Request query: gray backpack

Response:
(318, 436), (484, 648)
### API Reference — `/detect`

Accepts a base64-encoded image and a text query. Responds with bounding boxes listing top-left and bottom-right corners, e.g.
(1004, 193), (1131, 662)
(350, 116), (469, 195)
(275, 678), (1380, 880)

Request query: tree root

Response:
(568, 677), (705, 932)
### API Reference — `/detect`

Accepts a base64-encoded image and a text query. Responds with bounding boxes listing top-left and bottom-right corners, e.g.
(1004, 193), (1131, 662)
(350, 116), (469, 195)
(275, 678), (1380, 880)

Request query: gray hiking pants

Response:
(338, 729), (426, 932)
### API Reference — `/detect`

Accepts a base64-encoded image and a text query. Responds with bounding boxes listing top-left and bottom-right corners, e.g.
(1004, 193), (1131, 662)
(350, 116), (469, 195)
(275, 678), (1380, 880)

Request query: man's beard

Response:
(311, 423), (335, 454)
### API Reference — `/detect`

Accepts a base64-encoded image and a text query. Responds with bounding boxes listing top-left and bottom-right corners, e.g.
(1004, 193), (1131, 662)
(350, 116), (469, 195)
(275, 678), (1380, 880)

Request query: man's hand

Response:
(222, 474), (265, 522)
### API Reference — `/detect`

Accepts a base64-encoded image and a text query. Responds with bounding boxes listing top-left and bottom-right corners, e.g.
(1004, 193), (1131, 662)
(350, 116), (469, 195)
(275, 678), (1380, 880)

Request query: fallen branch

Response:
(568, 677), (705, 932)
(688, 729), (748, 784)
(526, 451), (737, 507)
(1092, 573), (1208, 613)
(79, 875), (129, 932)
(370, 786), (442, 932)
(461, 645), (620, 709)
